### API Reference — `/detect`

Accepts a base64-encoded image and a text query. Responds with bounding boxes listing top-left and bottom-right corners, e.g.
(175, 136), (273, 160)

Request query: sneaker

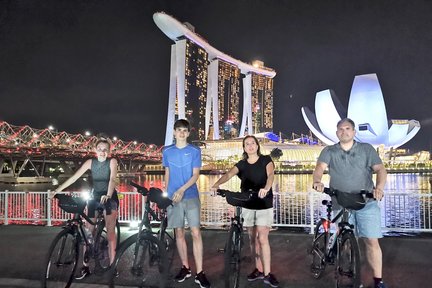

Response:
(75, 266), (90, 280)
(194, 271), (211, 288)
(175, 265), (191, 282)
(247, 268), (264, 281)
(375, 281), (387, 288)
(263, 273), (279, 287)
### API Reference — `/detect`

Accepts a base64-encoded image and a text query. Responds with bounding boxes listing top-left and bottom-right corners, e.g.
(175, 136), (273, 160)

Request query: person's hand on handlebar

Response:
(100, 194), (111, 204)
(258, 188), (269, 198)
(313, 182), (324, 192)
(210, 185), (219, 196)
(373, 187), (384, 201)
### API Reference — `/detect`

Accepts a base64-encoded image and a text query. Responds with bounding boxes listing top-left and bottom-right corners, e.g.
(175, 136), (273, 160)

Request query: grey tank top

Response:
(91, 158), (111, 193)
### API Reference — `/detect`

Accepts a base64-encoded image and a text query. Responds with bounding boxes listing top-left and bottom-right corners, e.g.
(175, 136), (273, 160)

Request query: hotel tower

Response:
(153, 12), (276, 145)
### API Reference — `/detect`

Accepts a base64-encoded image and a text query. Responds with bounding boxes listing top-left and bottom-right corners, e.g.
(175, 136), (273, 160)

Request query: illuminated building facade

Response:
(251, 72), (274, 133)
(154, 12), (276, 145)
(184, 39), (208, 141)
(207, 59), (241, 140)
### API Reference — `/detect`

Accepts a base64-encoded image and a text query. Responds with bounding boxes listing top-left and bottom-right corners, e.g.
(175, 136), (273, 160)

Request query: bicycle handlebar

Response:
(323, 187), (374, 199)
(130, 181), (150, 196)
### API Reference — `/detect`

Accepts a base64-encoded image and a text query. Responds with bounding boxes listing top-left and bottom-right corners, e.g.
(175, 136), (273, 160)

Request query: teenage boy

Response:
(162, 119), (211, 288)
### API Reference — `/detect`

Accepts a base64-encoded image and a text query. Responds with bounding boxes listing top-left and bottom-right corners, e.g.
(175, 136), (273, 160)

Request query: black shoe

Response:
(175, 265), (191, 282)
(376, 281), (387, 288)
(247, 268), (264, 281)
(195, 271), (211, 288)
(75, 266), (90, 280)
(263, 273), (279, 287)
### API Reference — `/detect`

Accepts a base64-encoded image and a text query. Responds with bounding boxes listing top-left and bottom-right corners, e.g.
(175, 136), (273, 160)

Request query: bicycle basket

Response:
(148, 187), (172, 210)
(55, 194), (86, 214)
(335, 190), (366, 210)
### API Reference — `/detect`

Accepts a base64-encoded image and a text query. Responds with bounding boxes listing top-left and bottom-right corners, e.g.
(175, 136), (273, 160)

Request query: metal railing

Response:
(0, 191), (431, 233)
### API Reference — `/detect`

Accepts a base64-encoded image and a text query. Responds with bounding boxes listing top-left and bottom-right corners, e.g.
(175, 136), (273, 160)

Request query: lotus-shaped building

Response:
(301, 73), (420, 149)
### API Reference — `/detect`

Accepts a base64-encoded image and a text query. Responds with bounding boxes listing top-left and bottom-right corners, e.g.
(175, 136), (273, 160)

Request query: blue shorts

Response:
(167, 197), (201, 228)
(344, 200), (383, 238)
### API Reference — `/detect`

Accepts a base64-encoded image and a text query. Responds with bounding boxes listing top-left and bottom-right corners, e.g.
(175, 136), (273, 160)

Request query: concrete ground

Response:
(0, 225), (431, 287)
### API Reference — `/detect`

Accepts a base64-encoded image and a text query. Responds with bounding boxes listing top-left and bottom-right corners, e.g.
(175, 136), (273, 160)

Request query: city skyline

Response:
(0, 0), (431, 152)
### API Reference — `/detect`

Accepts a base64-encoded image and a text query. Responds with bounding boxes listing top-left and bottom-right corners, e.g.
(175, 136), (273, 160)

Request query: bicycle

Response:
(110, 181), (173, 288)
(216, 189), (259, 288)
(41, 193), (121, 288)
(309, 187), (374, 288)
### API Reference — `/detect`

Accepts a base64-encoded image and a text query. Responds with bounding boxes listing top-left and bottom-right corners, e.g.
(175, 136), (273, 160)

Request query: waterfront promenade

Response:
(0, 225), (431, 288)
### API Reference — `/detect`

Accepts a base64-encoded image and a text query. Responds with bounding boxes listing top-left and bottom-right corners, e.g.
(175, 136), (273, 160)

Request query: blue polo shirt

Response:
(162, 144), (201, 199)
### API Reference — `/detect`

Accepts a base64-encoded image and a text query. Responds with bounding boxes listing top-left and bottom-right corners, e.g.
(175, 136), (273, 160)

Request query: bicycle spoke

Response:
(224, 226), (242, 288)
(310, 221), (327, 279)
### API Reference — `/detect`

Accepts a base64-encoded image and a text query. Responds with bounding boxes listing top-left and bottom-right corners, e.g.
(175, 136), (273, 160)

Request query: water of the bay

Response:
(117, 173), (432, 232)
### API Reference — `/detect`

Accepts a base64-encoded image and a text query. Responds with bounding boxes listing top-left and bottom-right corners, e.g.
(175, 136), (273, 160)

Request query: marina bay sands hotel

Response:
(153, 12), (277, 146)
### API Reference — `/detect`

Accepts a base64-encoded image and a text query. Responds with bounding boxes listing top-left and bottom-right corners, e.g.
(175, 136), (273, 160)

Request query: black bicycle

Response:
(41, 193), (121, 288)
(217, 189), (259, 288)
(309, 187), (373, 288)
(110, 182), (173, 288)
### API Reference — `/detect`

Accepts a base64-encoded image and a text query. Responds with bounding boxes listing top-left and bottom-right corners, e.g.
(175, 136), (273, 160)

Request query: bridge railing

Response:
(0, 191), (431, 233)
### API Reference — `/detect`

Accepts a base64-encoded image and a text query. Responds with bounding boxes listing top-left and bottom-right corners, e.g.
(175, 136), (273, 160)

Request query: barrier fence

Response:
(0, 191), (431, 233)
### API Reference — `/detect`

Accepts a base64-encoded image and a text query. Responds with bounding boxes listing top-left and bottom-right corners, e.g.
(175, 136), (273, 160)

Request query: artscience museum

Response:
(301, 74), (420, 149)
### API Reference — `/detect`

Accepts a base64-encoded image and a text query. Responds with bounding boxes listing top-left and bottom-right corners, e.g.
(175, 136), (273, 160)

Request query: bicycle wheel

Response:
(110, 233), (168, 288)
(336, 231), (361, 288)
(310, 220), (328, 279)
(94, 218), (121, 270)
(41, 229), (79, 288)
(224, 225), (242, 288)
(159, 227), (176, 272)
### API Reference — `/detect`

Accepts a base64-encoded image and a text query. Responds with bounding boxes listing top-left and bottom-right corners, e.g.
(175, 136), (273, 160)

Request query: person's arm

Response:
(51, 159), (92, 198)
(101, 158), (118, 204)
(372, 163), (387, 200)
(210, 166), (239, 192)
(172, 167), (200, 203)
(258, 161), (275, 198)
(312, 161), (328, 192)
(164, 167), (170, 194)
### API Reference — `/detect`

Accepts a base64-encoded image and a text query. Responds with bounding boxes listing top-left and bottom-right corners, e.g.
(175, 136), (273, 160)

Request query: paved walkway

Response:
(0, 225), (431, 287)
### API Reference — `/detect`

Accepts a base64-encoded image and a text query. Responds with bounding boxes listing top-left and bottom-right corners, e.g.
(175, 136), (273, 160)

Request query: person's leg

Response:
(103, 209), (118, 264)
(354, 200), (384, 286)
(175, 227), (189, 267)
(256, 226), (271, 275)
(247, 227), (262, 272)
(190, 226), (203, 273)
(363, 238), (383, 278)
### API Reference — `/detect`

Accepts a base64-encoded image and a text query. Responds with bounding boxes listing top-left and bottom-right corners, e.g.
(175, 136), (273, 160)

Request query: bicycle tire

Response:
(110, 233), (168, 288)
(310, 220), (328, 279)
(336, 231), (361, 288)
(94, 218), (121, 271)
(159, 227), (176, 271)
(224, 225), (242, 288)
(41, 229), (79, 288)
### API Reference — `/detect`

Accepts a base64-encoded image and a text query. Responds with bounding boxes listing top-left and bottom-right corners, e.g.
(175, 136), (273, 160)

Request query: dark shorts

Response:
(87, 198), (118, 218)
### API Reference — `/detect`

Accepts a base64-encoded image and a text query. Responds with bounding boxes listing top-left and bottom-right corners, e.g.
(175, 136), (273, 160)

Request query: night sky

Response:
(1, 0), (431, 152)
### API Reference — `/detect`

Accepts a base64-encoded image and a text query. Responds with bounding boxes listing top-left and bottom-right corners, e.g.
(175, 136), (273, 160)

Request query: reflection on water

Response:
(116, 173), (432, 230)
(118, 173), (432, 195)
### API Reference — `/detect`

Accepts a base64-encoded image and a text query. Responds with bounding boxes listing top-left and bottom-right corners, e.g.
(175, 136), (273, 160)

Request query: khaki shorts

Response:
(242, 207), (273, 227)
(167, 197), (201, 228)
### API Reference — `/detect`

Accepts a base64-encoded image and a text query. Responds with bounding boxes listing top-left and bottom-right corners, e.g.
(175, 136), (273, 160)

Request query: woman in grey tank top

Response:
(52, 137), (119, 279)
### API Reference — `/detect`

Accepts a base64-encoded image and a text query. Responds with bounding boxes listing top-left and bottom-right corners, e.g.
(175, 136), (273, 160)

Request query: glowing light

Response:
(81, 191), (91, 200)
(129, 221), (140, 228)
(113, 136), (118, 141)
(48, 125), (55, 131)
(85, 131), (91, 136)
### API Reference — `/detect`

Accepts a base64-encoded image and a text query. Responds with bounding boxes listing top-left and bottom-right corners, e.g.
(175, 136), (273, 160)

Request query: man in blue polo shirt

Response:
(162, 119), (210, 288)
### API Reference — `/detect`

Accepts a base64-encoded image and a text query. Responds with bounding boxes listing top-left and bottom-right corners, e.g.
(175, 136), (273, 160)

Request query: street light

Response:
(85, 131), (91, 136)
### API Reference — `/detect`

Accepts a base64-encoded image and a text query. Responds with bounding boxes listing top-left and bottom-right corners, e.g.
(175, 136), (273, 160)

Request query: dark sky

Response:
(0, 0), (431, 152)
